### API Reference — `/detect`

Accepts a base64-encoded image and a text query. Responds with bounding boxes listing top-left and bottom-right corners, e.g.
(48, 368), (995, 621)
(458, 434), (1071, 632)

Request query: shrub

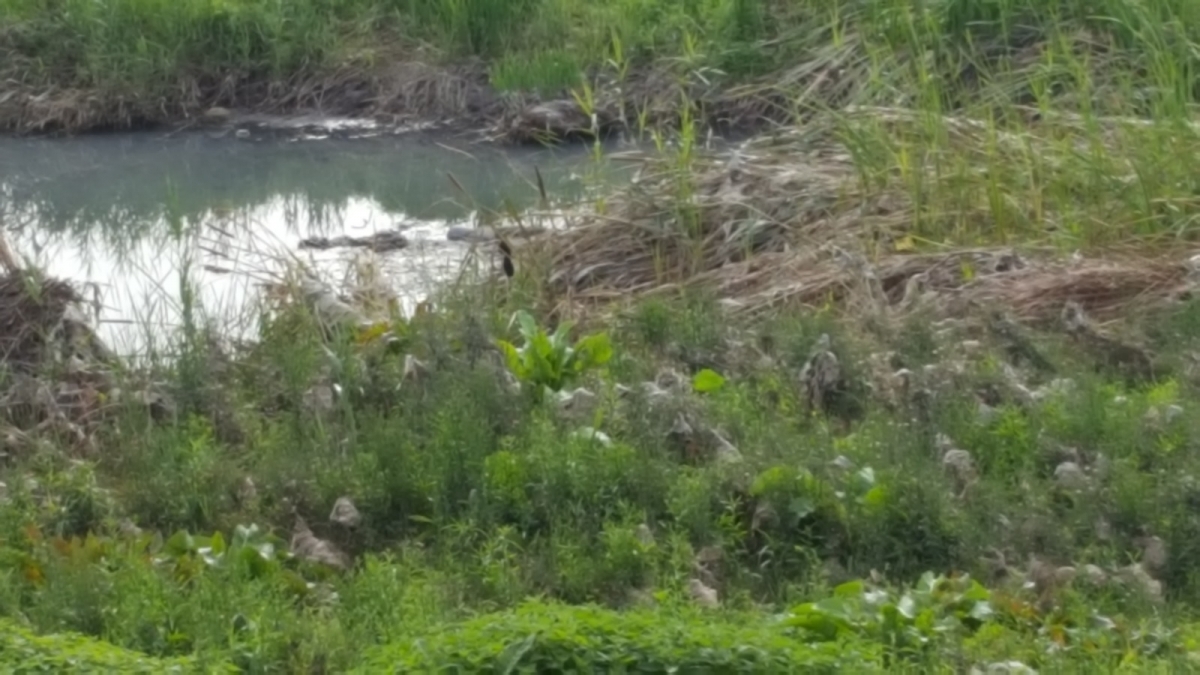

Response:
(0, 619), (234, 673)
(358, 599), (864, 673)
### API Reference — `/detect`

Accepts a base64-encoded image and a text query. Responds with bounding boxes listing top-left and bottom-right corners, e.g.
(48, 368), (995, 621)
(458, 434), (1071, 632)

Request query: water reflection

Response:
(0, 130), (611, 354)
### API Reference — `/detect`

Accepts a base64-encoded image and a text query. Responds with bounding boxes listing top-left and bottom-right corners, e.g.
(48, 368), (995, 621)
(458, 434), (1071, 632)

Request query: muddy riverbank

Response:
(0, 62), (783, 143)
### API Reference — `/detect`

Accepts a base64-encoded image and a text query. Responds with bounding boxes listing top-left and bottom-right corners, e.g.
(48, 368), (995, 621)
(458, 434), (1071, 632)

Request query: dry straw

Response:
(522, 111), (1200, 324)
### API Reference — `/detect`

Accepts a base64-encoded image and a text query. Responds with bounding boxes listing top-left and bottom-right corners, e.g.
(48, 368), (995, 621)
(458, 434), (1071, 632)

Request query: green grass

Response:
(2, 275), (1200, 670)
(5, 0), (1200, 132)
(6, 0), (1200, 670)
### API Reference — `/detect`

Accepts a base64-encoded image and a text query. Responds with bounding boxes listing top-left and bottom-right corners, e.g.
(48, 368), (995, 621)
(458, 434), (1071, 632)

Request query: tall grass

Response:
(4, 0), (1198, 109)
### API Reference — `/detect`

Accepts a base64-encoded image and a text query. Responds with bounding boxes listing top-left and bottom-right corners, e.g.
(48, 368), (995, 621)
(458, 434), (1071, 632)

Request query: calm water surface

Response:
(0, 129), (614, 354)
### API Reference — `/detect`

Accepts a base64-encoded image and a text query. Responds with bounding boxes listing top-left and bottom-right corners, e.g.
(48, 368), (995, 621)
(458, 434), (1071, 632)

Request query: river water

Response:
(0, 127), (611, 355)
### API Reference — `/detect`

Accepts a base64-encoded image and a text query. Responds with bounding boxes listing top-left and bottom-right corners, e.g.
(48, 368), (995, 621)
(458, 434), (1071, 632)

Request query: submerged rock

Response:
(299, 230), (407, 253)
(446, 225), (497, 243)
(202, 107), (232, 124)
(507, 100), (596, 142)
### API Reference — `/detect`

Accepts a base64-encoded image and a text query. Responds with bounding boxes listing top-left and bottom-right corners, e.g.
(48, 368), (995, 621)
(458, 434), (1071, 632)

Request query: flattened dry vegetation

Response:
(524, 107), (1200, 325)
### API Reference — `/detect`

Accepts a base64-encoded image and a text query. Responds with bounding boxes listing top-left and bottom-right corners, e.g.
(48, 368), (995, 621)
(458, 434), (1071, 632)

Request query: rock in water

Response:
(508, 100), (593, 142)
(446, 225), (497, 243)
(202, 107), (232, 124)
(299, 230), (407, 253)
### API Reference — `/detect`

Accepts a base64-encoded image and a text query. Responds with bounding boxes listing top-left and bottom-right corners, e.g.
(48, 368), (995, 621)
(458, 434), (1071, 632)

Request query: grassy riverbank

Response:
(4, 0), (1200, 134)
(3, 253), (1200, 671)
(4, 0), (1200, 671)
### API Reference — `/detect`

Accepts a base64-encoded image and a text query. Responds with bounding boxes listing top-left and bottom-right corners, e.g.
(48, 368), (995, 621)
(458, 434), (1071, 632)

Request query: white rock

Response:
(828, 455), (855, 471)
(1117, 563), (1163, 603)
(570, 427), (612, 447)
(635, 524), (655, 546)
(556, 387), (597, 409)
(985, 660), (1038, 675)
(1083, 564), (1107, 586)
(943, 448), (975, 475)
(1054, 566), (1077, 585)
(1054, 462), (1088, 490)
(329, 496), (362, 528)
(687, 578), (719, 608)
(1165, 404), (1184, 424)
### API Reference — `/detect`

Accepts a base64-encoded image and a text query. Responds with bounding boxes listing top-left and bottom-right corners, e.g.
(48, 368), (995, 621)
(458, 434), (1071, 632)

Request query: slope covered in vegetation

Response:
(4, 0), (1200, 671)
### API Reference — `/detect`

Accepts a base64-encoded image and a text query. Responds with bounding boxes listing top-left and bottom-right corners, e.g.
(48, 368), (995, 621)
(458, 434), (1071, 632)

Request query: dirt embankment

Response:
(0, 52), (802, 143)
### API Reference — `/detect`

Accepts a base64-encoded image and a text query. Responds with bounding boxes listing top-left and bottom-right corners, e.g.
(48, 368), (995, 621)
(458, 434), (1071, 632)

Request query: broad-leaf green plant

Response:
(497, 310), (613, 402)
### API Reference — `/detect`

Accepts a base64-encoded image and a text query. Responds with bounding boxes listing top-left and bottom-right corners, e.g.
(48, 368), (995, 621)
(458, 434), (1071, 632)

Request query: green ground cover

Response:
(4, 0), (1200, 671)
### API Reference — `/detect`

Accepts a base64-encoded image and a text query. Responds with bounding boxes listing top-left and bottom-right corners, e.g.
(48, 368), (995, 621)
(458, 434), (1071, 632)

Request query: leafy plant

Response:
(153, 524), (308, 596)
(497, 310), (613, 401)
(0, 618), (234, 673)
(788, 574), (994, 663)
(692, 368), (726, 393)
(359, 599), (859, 673)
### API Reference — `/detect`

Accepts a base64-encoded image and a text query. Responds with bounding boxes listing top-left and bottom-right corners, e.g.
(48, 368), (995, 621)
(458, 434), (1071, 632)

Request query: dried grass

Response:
(0, 248), (126, 455)
(0, 272), (91, 373)
(704, 247), (1195, 325)
(526, 116), (1200, 325)
(528, 127), (888, 294)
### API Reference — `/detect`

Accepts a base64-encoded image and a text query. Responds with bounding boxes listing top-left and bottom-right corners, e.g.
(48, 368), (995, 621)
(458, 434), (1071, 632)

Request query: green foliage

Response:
(2, 293), (1200, 671)
(0, 618), (232, 673)
(359, 600), (860, 672)
(789, 574), (994, 661)
(490, 50), (583, 93)
(691, 368), (726, 393)
(497, 309), (613, 401)
(401, 0), (541, 57)
(155, 524), (295, 586)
